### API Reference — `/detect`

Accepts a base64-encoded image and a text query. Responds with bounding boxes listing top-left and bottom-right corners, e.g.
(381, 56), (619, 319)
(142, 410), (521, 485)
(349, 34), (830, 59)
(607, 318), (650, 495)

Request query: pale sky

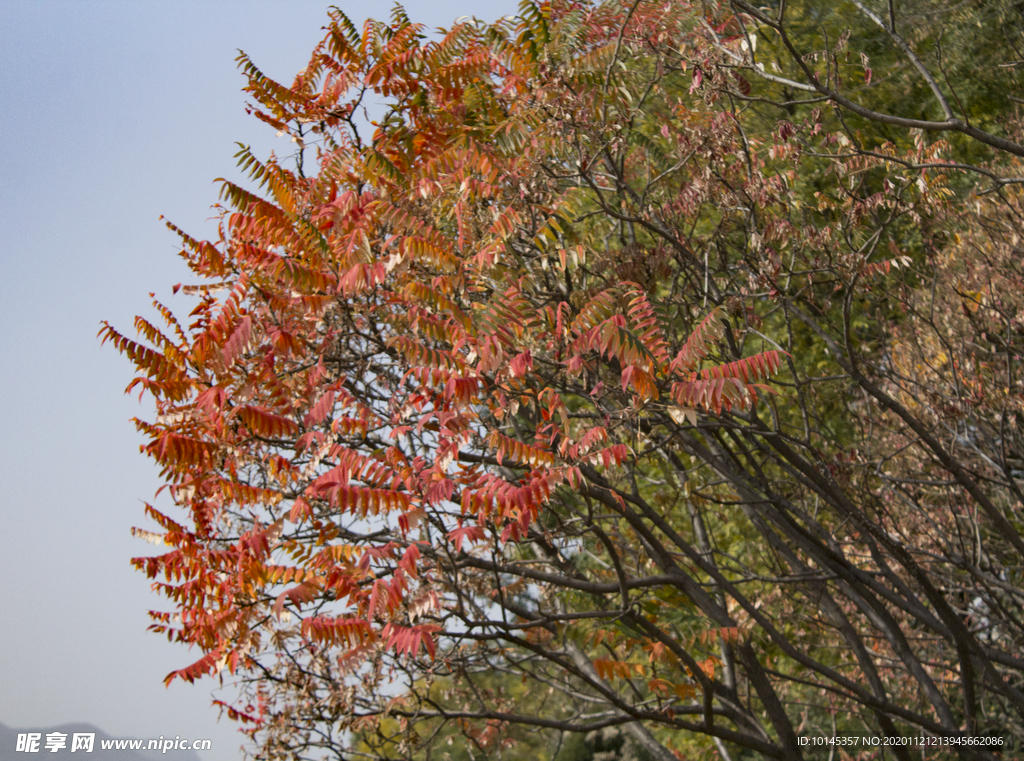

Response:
(0, 1), (517, 757)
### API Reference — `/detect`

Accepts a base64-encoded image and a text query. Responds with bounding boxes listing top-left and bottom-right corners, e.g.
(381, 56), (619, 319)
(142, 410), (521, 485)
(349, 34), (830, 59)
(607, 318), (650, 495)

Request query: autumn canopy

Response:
(105, 0), (1024, 758)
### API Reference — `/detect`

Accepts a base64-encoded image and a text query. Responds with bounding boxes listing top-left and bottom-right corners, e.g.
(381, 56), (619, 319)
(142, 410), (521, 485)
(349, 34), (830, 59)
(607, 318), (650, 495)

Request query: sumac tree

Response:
(106, 1), (1024, 759)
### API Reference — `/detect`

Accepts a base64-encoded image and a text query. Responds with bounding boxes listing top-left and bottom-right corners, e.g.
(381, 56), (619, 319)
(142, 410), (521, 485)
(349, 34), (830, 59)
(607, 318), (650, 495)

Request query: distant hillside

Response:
(0, 722), (203, 761)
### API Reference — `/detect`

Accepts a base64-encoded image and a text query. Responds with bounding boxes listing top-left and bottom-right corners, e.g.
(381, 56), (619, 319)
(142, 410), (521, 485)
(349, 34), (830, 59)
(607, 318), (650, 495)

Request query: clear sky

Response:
(0, 1), (517, 757)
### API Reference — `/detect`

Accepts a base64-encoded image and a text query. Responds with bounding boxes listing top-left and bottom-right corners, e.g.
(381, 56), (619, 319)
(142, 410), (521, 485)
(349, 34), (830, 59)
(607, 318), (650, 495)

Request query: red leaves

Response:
(381, 622), (441, 658)
(508, 349), (533, 378)
(670, 307), (723, 374)
(447, 524), (485, 552)
(273, 581), (321, 619)
(288, 496), (312, 523)
(99, 324), (192, 402)
(301, 616), (373, 648)
(221, 315), (252, 367)
(625, 287), (670, 367)
(107, 0), (797, 721)
(302, 390), (336, 428)
(671, 376), (744, 415)
(670, 350), (786, 413)
(700, 349), (784, 384)
(306, 476), (412, 516)
(689, 67), (703, 93)
(164, 650), (221, 687)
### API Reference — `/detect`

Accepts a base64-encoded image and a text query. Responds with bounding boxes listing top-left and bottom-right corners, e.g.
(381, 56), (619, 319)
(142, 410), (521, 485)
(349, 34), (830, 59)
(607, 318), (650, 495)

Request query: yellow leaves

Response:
(312, 543), (361, 567)
(530, 213), (565, 251)
(959, 288), (985, 314)
(262, 565), (309, 586)
(131, 528), (169, 546)
(402, 280), (472, 330)
(401, 236), (461, 272)
(556, 245), (587, 271)
(667, 406), (698, 426)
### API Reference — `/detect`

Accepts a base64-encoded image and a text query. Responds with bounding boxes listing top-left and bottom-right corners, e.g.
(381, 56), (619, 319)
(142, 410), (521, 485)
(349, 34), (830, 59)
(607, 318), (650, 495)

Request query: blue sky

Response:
(0, 1), (517, 757)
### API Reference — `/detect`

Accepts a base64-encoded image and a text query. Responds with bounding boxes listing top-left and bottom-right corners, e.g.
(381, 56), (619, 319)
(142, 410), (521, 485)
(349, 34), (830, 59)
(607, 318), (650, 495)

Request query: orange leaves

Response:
(145, 431), (218, 469)
(697, 626), (743, 647)
(212, 478), (283, 507)
(593, 658), (646, 680)
(99, 324), (192, 402)
(688, 655), (722, 681)
(262, 564), (308, 586)
(489, 431), (555, 469)
(620, 364), (658, 400)
(237, 406), (299, 438)
(306, 479), (412, 517)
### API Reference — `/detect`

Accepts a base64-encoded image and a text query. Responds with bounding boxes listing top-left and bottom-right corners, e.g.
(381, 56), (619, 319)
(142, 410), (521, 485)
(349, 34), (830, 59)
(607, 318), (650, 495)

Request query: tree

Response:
(105, 1), (1024, 759)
